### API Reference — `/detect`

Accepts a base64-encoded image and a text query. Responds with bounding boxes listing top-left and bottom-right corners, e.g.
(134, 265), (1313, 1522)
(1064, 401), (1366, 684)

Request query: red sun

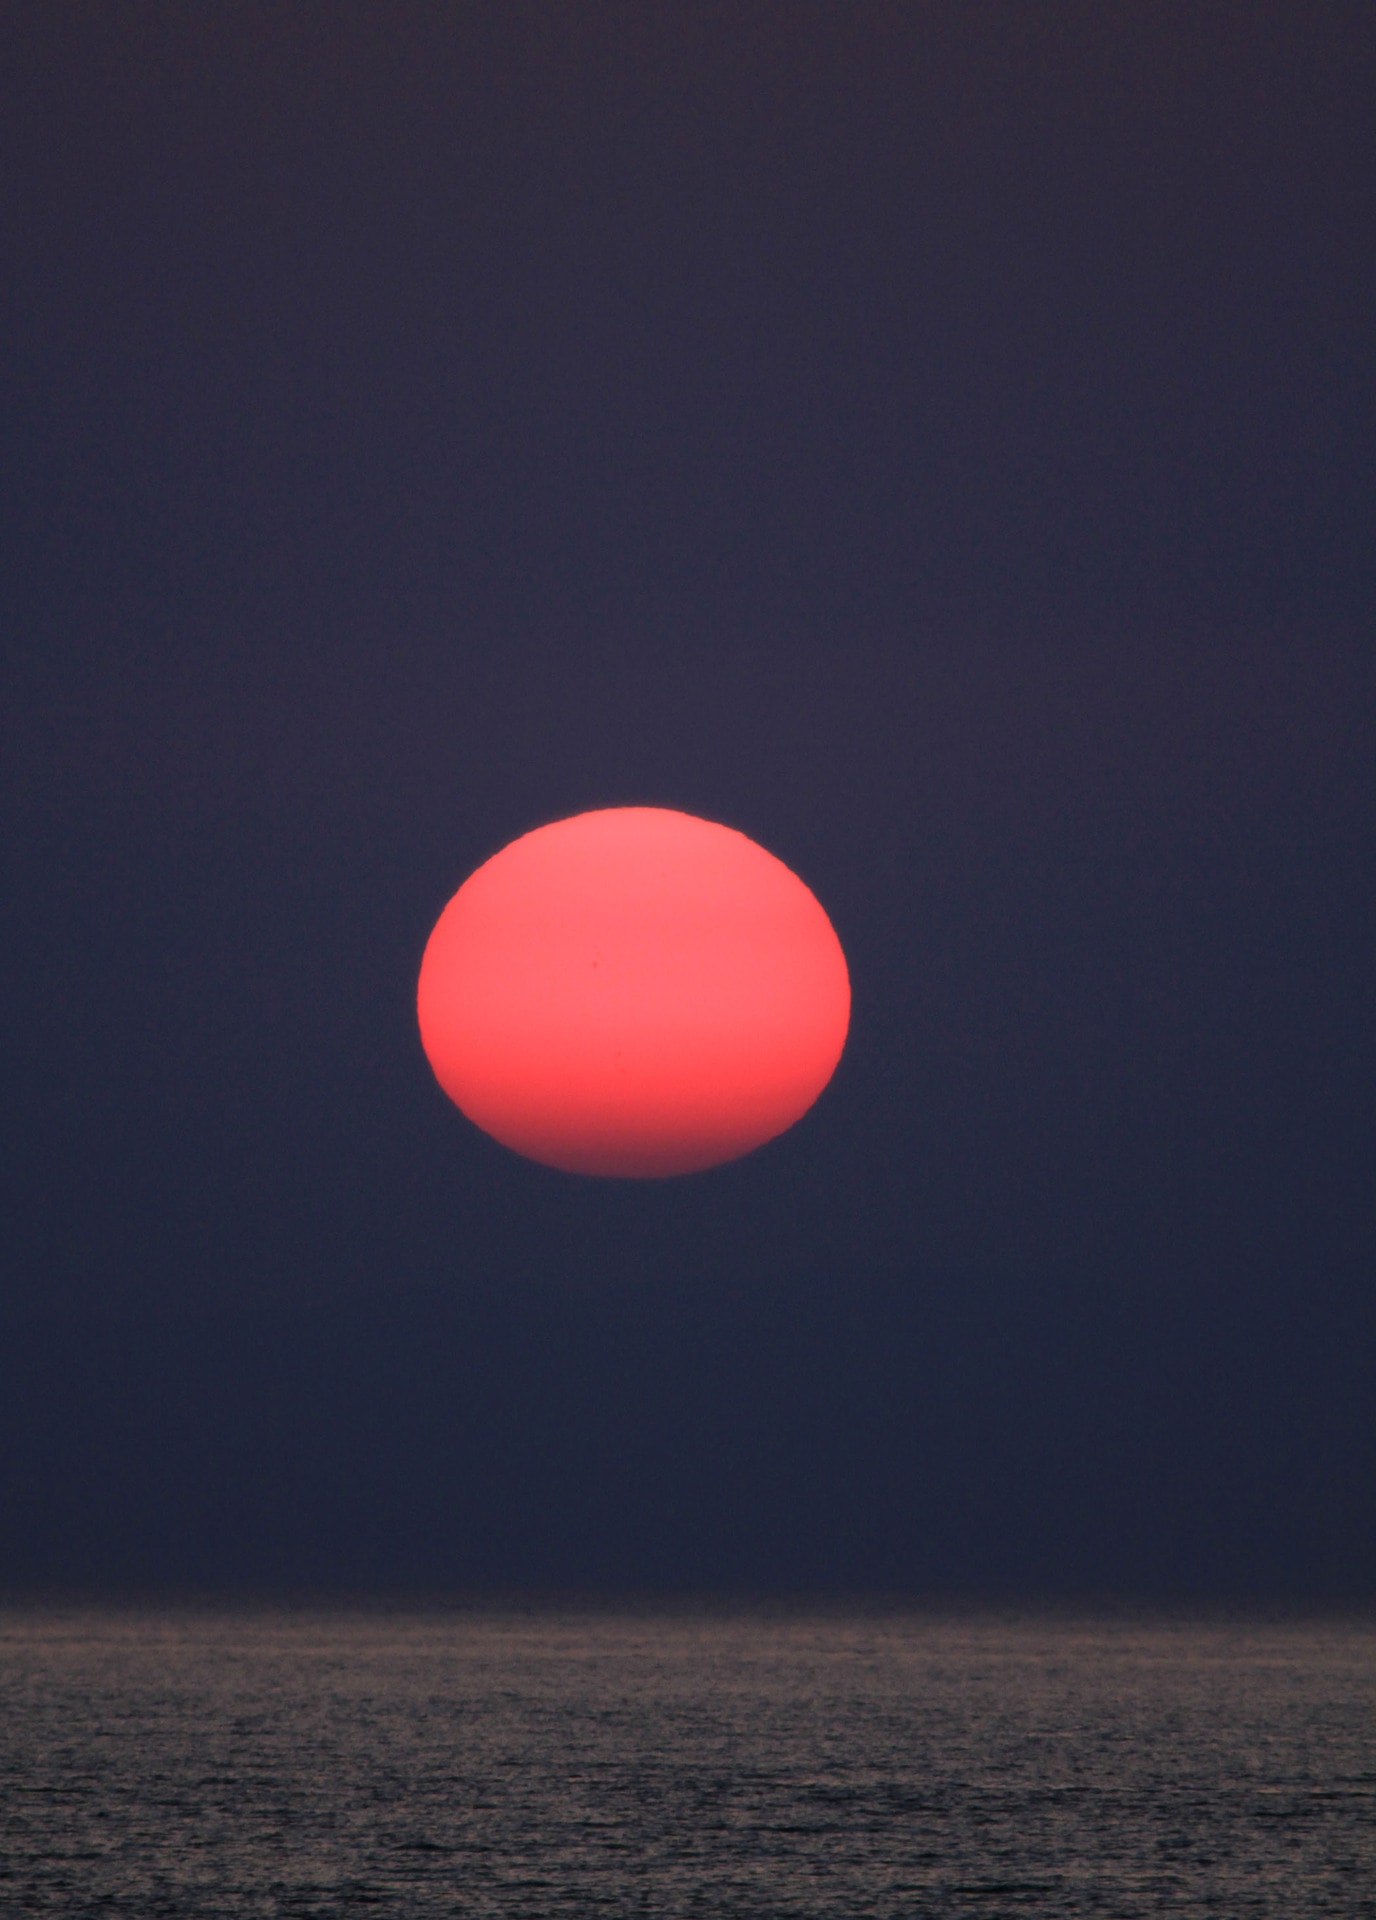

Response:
(417, 807), (850, 1176)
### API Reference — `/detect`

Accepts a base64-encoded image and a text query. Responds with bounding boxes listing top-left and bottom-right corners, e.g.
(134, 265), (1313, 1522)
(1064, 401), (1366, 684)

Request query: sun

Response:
(418, 807), (850, 1175)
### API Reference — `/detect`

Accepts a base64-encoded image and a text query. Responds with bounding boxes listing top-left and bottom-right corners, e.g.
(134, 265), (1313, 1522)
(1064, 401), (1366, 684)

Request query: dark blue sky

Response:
(2, 3), (1372, 1596)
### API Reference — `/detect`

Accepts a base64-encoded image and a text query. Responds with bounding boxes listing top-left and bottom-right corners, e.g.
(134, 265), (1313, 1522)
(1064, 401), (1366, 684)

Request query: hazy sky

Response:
(2, 3), (1372, 1596)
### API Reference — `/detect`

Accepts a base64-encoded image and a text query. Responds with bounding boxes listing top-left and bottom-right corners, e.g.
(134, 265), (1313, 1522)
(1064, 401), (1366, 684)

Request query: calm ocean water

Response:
(1, 1607), (1372, 1917)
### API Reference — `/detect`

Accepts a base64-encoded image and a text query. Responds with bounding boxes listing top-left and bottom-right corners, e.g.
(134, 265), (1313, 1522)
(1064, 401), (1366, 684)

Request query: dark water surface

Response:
(1, 1607), (1372, 1917)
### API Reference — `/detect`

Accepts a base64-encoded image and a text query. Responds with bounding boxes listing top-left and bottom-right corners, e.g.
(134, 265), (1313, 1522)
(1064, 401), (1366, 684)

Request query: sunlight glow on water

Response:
(2, 1608), (1373, 1916)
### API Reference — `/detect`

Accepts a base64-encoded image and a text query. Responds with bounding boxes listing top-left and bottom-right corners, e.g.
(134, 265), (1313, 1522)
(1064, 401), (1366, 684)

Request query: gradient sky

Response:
(2, 3), (1373, 1597)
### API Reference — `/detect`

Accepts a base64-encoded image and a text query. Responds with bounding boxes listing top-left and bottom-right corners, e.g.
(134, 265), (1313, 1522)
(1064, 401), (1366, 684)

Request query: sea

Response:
(1, 1606), (1372, 1917)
